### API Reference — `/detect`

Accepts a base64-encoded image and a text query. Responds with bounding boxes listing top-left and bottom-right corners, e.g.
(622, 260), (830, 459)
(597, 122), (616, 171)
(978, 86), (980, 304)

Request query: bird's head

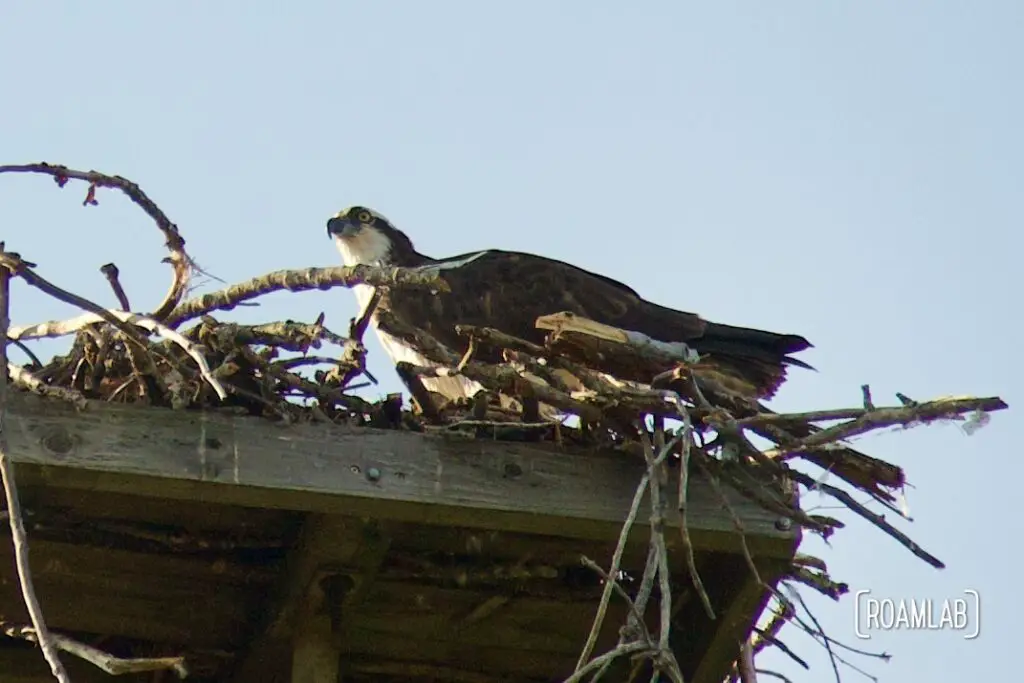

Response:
(327, 205), (417, 267)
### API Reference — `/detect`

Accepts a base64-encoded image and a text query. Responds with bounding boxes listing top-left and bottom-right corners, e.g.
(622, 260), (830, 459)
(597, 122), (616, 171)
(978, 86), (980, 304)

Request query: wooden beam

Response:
(232, 515), (391, 683)
(4, 392), (797, 558)
(684, 556), (791, 683)
(291, 569), (344, 683)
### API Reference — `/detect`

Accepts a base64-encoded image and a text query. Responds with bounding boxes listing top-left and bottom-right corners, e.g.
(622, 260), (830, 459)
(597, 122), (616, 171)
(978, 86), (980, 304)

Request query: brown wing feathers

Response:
(389, 249), (812, 399)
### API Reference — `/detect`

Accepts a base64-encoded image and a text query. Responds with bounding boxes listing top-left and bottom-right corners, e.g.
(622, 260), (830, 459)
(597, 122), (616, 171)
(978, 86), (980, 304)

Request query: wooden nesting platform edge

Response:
(3, 391), (797, 558)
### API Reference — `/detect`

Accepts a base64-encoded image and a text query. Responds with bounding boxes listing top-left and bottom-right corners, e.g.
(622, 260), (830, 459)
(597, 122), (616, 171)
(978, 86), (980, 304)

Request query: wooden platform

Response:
(0, 392), (799, 682)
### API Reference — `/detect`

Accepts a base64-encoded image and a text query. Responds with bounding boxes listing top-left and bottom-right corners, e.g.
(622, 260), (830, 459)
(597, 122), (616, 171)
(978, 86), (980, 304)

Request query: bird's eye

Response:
(357, 211), (373, 223)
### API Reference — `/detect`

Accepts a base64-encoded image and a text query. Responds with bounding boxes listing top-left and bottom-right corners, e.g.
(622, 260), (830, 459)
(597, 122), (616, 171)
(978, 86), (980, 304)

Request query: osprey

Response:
(326, 206), (813, 411)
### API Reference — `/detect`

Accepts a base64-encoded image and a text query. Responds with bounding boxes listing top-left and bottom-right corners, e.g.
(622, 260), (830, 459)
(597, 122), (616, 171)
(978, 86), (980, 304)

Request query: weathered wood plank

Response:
(0, 538), (270, 648)
(349, 579), (623, 656)
(19, 486), (302, 538)
(4, 392), (796, 557)
(342, 628), (578, 680)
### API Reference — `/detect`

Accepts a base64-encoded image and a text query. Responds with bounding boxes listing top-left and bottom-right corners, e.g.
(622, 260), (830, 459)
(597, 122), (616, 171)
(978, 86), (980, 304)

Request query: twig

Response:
(638, 426), (685, 683)
(431, 419), (555, 431)
(677, 408), (715, 620)
(752, 601), (794, 656)
(709, 460), (834, 535)
(164, 264), (450, 328)
(760, 396), (1007, 458)
(337, 288), (383, 388)
(786, 589), (841, 683)
(788, 566), (849, 601)
(575, 471), (651, 671)
(272, 355), (354, 371)
(0, 262), (70, 682)
(565, 642), (653, 683)
(860, 385), (875, 411)
(456, 336), (476, 374)
(378, 310), (605, 423)
(737, 638), (757, 683)
(100, 263), (131, 311)
(789, 470), (945, 568)
(0, 163), (195, 319)
(350, 288), (382, 341)
(195, 318), (347, 353)
(580, 556), (653, 644)
(11, 340), (42, 369)
(2, 622), (187, 678)
(752, 628), (808, 669)
(0, 251), (150, 348)
(13, 308), (225, 401)
(8, 364), (87, 409)
(694, 455), (764, 587)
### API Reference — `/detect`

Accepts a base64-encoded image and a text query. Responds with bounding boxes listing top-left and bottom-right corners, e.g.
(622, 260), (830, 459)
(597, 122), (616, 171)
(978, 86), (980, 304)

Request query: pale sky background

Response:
(1, 2), (1019, 681)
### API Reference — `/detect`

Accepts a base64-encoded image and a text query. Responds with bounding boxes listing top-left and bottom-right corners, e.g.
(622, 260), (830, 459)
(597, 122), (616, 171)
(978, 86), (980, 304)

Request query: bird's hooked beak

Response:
(326, 214), (361, 239)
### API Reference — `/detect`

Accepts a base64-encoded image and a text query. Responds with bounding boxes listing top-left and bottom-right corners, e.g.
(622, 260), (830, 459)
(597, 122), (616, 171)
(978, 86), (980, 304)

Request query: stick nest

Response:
(0, 162), (1010, 682)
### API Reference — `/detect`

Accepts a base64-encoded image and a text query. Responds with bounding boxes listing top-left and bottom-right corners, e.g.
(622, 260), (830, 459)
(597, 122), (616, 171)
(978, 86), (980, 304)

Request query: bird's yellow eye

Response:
(357, 211), (373, 223)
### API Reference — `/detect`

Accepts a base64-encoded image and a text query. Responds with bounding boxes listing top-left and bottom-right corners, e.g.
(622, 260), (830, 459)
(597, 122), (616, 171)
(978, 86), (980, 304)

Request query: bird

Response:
(326, 207), (909, 504)
(326, 205), (813, 412)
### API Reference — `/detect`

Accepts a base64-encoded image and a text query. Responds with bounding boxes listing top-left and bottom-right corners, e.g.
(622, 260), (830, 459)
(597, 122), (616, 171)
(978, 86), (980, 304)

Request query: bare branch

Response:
(165, 264), (450, 328)
(99, 263), (131, 311)
(759, 396), (1007, 458)
(0, 262), (70, 682)
(8, 364), (87, 409)
(575, 472), (651, 671)
(2, 622), (187, 678)
(12, 308), (225, 401)
(789, 470), (945, 569)
(0, 251), (150, 348)
(677, 407), (715, 620)
(0, 162), (194, 318)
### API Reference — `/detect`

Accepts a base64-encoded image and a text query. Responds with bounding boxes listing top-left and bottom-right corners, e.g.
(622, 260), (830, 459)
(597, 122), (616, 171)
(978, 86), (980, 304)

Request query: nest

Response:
(0, 163), (1010, 682)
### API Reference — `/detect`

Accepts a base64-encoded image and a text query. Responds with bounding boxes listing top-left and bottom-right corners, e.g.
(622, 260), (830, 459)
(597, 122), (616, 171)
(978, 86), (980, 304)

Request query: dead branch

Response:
(335, 287), (383, 389)
(738, 638), (757, 683)
(761, 396), (1007, 459)
(676, 406), (715, 620)
(785, 590), (842, 683)
(580, 556), (653, 645)
(0, 251), (151, 348)
(379, 310), (605, 423)
(164, 264), (450, 328)
(575, 471), (651, 671)
(562, 642), (652, 683)
(100, 263), (131, 311)
(194, 317), (346, 353)
(638, 426), (685, 683)
(2, 622), (187, 678)
(8, 364), (87, 409)
(11, 307), (226, 401)
(693, 455), (764, 588)
(787, 567), (849, 601)
(0, 162), (194, 319)
(789, 470), (945, 568)
(537, 311), (699, 367)
(0, 264), (70, 682)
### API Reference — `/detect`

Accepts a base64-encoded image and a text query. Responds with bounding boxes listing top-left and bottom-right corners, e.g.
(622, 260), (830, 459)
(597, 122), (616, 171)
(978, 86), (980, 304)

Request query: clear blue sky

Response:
(1, 2), (1019, 681)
